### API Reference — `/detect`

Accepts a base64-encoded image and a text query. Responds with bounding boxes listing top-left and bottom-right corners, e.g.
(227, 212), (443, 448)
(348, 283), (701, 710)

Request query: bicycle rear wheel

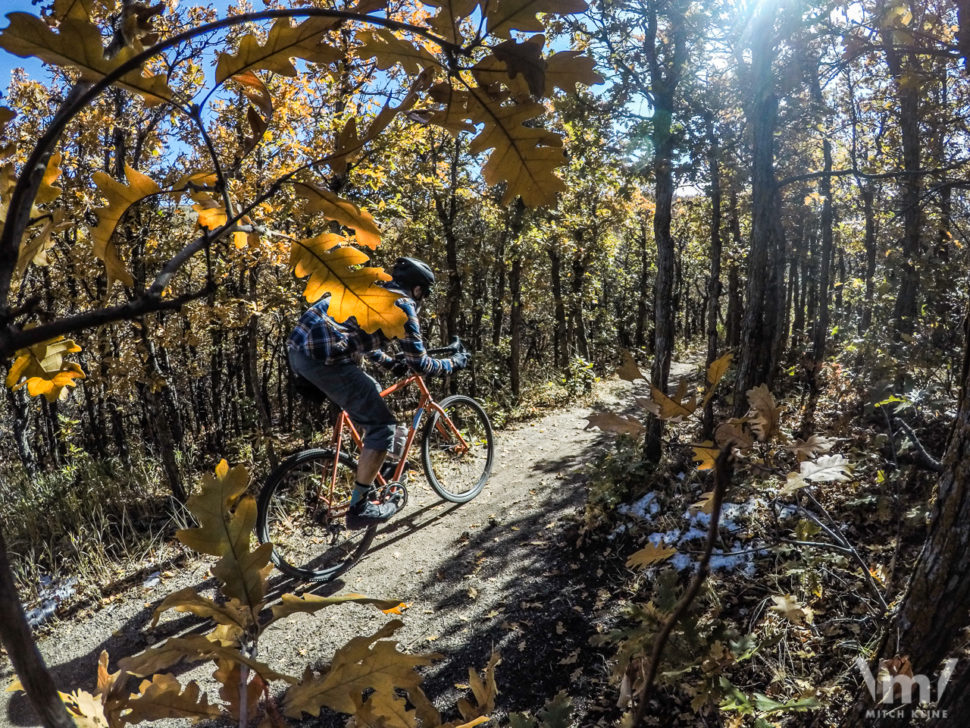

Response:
(256, 448), (376, 581)
(421, 395), (494, 503)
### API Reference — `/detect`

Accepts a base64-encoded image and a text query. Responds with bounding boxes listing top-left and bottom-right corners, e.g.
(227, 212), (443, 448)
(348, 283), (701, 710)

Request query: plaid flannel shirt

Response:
(288, 288), (453, 375)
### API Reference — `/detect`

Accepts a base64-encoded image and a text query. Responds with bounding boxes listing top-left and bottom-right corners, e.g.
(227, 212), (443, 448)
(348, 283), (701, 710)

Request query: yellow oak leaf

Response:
(214, 661), (263, 721)
(295, 182), (381, 249)
(266, 593), (408, 627)
(35, 151), (63, 205)
(0, 13), (172, 105)
(290, 236), (406, 338)
(626, 543), (677, 569)
(6, 336), (86, 402)
(544, 49), (604, 95)
(119, 635), (294, 684)
(215, 16), (341, 84)
(691, 442), (719, 471)
(646, 384), (696, 421)
(282, 619), (440, 724)
(150, 587), (250, 630)
(702, 352), (732, 406)
(91, 164), (161, 289)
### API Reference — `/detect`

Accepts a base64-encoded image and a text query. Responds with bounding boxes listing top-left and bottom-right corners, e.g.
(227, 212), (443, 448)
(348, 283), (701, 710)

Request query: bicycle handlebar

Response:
(427, 335), (467, 357)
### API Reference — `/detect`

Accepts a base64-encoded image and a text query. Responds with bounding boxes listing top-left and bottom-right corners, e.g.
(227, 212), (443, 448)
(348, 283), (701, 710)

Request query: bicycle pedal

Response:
(381, 482), (408, 509)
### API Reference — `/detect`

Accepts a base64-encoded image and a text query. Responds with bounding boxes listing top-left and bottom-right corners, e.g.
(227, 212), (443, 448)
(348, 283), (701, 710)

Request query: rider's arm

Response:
(396, 298), (454, 375)
(365, 349), (396, 369)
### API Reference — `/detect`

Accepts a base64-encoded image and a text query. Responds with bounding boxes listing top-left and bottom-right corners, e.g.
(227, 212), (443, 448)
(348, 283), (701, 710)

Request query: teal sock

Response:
(350, 482), (372, 506)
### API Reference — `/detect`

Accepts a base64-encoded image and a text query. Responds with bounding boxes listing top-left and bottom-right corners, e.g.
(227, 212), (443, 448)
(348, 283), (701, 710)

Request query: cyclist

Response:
(287, 257), (470, 528)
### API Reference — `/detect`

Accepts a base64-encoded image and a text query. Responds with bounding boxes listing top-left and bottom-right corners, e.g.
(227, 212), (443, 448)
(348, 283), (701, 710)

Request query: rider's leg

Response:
(288, 350), (400, 521)
(350, 447), (389, 505)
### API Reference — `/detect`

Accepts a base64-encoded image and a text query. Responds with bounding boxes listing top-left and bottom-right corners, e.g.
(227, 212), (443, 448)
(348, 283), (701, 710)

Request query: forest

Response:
(1, 0), (970, 725)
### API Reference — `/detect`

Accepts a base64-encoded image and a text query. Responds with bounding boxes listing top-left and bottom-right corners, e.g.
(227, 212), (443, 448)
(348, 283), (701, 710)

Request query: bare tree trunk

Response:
(643, 0), (688, 463)
(703, 111), (723, 436)
(734, 2), (785, 409)
(811, 140), (834, 368)
(549, 246), (567, 369)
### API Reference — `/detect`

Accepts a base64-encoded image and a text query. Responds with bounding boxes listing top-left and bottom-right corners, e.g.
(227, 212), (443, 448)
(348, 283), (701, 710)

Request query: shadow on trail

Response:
(3, 558), (352, 726)
(7, 413), (622, 727)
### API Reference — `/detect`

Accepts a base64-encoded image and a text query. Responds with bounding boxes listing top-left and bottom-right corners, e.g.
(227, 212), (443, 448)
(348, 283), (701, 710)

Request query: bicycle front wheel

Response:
(256, 448), (376, 581)
(421, 395), (494, 503)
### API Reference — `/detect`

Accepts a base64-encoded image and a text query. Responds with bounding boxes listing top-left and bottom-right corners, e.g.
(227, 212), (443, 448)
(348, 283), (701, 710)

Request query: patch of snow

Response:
(26, 576), (77, 628)
(618, 491), (661, 521)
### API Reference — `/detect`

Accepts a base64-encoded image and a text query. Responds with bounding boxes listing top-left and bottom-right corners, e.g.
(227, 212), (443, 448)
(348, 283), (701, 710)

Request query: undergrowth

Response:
(0, 452), (182, 597)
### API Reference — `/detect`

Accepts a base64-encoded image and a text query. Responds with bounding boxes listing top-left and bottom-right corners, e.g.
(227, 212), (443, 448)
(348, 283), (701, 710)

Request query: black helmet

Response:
(391, 257), (435, 291)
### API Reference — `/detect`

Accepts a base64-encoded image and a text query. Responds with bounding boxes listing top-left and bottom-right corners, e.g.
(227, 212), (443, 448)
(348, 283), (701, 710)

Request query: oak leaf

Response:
(424, 0), (480, 45)
(118, 635), (294, 683)
(51, 0), (116, 22)
(176, 460), (250, 557)
(266, 593), (406, 626)
(779, 472), (808, 496)
(36, 151), (63, 205)
(214, 660), (263, 721)
(691, 442), (719, 471)
(124, 674), (222, 724)
(16, 211), (69, 272)
(485, 0), (589, 38)
(626, 543), (677, 569)
(215, 17), (341, 83)
(282, 619), (440, 724)
(356, 29), (437, 75)
(6, 336), (86, 402)
(290, 235), (407, 338)
(799, 454), (850, 483)
(746, 384), (782, 441)
(645, 384), (696, 421)
(583, 412), (645, 437)
(713, 422), (753, 451)
(150, 587), (250, 630)
(543, 50), (604, 95)
(789, 434), (833, 462)
(769, 595), (813, 626)
(616, 349), (644, 382)
(59, 689), (110, 728)
(457, 651), (500, 721)
(702, 352), (732, 406)
(0, 14), (172, 104)
(691, 491), (716, 514)
(295, 182), (381, 249)
(91, 164), (161, 289)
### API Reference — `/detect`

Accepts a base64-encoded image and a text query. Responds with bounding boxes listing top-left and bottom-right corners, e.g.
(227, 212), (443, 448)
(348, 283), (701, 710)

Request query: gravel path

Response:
(0, 380), (633, 727)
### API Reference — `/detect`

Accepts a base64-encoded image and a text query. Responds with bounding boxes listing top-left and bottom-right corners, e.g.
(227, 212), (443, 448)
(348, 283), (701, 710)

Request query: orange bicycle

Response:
(255, 340), (494, 581)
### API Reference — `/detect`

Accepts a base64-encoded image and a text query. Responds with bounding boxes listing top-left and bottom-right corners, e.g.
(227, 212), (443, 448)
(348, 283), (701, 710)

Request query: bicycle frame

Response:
(327, 373), (471, 490)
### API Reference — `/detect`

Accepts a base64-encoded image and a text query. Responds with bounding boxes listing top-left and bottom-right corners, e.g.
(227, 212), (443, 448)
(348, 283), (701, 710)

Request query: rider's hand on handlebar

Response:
(390, 353), (409, 377)
(451, 351), (470, 370)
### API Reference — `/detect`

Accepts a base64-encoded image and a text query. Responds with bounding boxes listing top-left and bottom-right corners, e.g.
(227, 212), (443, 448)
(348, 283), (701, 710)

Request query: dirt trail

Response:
(0, 378), (641, 727)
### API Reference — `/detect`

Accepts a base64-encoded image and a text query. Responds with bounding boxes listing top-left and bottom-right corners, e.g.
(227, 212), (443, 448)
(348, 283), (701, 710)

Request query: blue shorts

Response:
(288, 347), (397, 451)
